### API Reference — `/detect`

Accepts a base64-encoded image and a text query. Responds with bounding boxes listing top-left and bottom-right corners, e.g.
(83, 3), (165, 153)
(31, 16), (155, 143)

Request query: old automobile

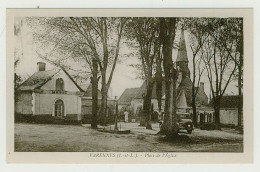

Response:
(159, 112), (194, 134)
(177, 112), (194, 134)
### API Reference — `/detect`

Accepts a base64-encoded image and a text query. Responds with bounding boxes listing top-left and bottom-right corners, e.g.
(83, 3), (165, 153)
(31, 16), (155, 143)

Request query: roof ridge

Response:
(16, 69), (59, 90)
(61, 68), (84, 92)
(17, 68), (84, 92)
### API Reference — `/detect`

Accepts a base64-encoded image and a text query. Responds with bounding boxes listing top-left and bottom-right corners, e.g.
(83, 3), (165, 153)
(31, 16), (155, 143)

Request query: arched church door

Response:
(55, 99), (64, 117)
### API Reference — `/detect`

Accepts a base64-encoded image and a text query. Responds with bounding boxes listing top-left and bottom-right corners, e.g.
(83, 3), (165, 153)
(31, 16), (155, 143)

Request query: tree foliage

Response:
(125, 18), (161, 129)
(27, 17), (128, 127)
(199, 18), (242, 125)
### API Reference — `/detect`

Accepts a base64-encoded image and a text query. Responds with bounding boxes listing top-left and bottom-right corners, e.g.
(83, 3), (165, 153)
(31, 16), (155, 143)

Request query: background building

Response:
(208, 95), (242, 126)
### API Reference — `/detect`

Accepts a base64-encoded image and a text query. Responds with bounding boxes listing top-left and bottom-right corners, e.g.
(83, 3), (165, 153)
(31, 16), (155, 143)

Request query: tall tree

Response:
(235, 19), (243, 127)
(125, 18), (160, 129)
(82, 17), (128, 126)
(69, 17), (127, 126)
(186, 18), (209, 127)
(41, 17), (127, 126)
(216, 18), (243, 127)
(159, 18), (179, 136)
(201, 18), (238, 126)
(27, 17), (127, 128)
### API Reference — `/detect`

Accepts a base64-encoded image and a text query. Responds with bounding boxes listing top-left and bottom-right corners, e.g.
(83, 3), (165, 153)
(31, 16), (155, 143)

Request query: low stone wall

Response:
(65, 114), (80, 121)
(15, 113), (34, 123)
(15, 113), (81, 125)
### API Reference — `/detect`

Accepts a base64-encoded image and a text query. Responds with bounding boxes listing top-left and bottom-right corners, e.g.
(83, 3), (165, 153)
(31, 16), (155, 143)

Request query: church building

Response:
(118, 29), (208, 119)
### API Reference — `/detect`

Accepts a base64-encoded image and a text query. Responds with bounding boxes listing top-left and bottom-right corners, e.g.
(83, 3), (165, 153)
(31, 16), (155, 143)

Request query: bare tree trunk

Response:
(166, 79), (173, 133)
(162, 73), (178, 136)
(160, 79), (171, 133)
(155, 47), (163, 113)
(171, 71), (179, 134)
(191, 87), (198, 127)
(191, 103), (197, 127)
(140, 111), (146, 126)
(91, 59), (98, 129)
(155, 73), (162, 113)
(159, 18), (178, 136)
(238, 28), (243, 127)
(100, 71), (107, 126)
(191, 52), (198, 127)
(143, 80), (153, 130)
(100, 91), (107, 126)
(214, 97), (221, 126)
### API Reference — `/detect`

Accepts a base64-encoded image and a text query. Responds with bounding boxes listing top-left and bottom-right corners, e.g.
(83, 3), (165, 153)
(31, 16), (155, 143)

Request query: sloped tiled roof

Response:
(17, 68), (84, 92)
(134, 79), (166, 99)
(17, 69), (59, 91)
(209, 95), (242, 109)
(118, 88), (140, 105)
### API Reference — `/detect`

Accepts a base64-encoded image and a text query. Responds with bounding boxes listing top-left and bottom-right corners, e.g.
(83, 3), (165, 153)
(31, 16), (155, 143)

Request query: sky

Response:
(14, 18), (239, 99)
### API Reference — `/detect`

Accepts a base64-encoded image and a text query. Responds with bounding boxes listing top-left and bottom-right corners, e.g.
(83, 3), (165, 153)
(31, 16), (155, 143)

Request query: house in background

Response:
(118, 88), (141, 112)
(208, 95), (242, 126)
(80, 84), (102, 123)
(80, 83), (116, 123)
(118, 82), (166, 121)
(15, 62), (84, 123)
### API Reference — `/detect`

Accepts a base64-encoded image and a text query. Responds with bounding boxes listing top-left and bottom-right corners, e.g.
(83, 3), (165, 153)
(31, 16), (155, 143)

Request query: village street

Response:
(15, 123), (243, 152)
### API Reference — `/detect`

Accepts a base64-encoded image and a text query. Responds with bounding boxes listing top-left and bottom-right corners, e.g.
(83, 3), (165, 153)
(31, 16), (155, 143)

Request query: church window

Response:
(56, 78), (64, 91)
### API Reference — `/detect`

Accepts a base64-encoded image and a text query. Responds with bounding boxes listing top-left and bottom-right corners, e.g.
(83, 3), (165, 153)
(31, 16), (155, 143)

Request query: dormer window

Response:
(56, 78), (64, 91)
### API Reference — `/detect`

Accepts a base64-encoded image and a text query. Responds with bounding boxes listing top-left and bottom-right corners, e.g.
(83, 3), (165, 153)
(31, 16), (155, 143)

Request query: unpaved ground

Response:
(15, 123), (243, 152)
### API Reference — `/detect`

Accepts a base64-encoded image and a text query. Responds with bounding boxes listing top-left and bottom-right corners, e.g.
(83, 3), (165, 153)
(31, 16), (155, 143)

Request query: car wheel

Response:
(187, 129), (192, 134)
(185, 123), (193, 134)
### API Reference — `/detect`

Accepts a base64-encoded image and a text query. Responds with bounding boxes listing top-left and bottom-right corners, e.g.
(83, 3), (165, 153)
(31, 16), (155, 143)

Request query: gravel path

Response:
(15, 123), (243, 152)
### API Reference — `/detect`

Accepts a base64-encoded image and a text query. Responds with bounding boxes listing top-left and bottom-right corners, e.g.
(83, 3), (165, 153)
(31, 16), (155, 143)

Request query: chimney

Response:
(37, 62), (46, 72)
(200, 82), (204, 91)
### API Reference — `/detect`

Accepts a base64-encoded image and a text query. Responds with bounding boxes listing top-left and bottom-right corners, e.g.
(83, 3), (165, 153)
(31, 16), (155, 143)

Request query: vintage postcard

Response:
(6, 9), (253, 163)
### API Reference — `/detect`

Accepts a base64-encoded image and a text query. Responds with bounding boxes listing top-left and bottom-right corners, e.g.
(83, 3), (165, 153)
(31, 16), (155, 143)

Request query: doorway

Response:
(55, 99), (64, 117)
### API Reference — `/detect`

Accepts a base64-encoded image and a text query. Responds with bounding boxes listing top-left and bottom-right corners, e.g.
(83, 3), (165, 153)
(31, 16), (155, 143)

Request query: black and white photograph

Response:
(6, 9), (253, 163)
